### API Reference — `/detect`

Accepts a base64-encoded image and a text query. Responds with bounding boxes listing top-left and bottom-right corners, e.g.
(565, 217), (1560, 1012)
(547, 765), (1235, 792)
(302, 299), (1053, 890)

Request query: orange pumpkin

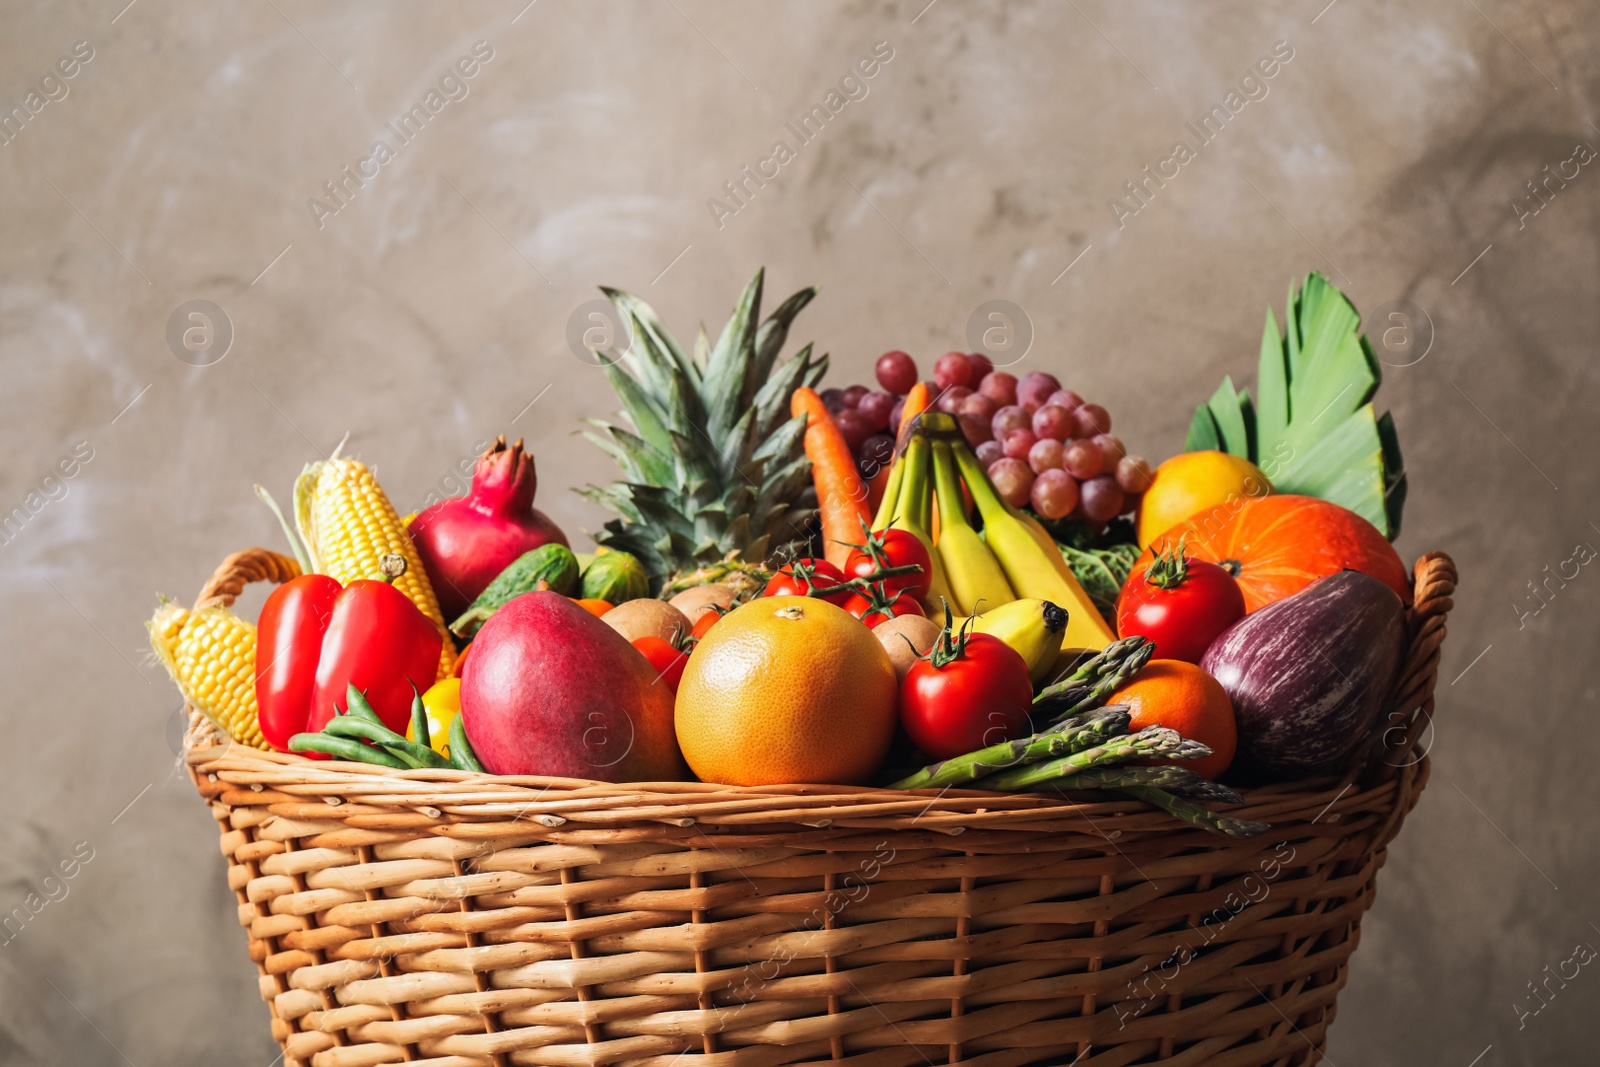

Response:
(1129, 494), (1410, 613)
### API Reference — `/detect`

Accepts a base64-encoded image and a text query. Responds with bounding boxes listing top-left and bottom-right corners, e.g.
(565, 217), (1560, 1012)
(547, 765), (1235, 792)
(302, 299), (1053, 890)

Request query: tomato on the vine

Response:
(632, 636), (690, 692)
(764, 558), (851, 603)
(844, 527), (933, 600)
(842, 587), (924, 628)
(691, 608), (725, 641)
(1115, 536), (1245, 664)
(900, 624), (1033, 760)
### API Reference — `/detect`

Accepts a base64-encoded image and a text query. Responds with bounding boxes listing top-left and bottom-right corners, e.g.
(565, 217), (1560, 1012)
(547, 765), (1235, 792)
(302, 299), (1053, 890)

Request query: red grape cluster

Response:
(975, 367), (1152, 528)
(827, 352), (1153, 532)
(821, 349), (976, 481)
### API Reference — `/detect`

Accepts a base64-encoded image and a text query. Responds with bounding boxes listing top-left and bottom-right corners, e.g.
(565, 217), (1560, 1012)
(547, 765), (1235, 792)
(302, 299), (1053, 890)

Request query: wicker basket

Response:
(183, 548), (1456, 1067)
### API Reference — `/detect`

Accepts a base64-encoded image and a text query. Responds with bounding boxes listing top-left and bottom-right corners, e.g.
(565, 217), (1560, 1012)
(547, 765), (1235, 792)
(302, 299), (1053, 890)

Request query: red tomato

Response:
(842, 588), (925, 628)
(900, 632), (1033, 759)
(691, 609), (723, 641)
(632, 636), (689, 692)
(764, 558), (851, 603)
(1115, 540), (1246, 664)
(844, 528), (933, 600)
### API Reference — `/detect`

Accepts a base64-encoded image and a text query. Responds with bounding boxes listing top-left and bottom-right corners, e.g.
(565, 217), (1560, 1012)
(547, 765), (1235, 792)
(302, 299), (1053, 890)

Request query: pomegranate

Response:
(410, 436), (568, 619)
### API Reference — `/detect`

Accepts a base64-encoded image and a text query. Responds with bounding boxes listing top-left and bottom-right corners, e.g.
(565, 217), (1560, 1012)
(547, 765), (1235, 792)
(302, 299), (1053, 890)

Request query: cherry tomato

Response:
(764, 558), (852, 603)
(632, 636), (689, 692)
(842, 588), (925, 628)
(1115, 538), (1245, 664)
(843, 528), (933, 600)
(900, 632), (1033, 760)
(691, 608), (723, 641)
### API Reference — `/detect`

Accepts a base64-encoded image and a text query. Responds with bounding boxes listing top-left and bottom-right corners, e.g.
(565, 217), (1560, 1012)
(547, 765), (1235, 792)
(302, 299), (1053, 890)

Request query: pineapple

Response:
(657, 551), (774, 599)
(580, 269), (827, 592)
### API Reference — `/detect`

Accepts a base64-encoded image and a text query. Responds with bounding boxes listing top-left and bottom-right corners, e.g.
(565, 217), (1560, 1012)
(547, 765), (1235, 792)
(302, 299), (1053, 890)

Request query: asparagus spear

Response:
(1035, 636), (1144, 700)
(1116, 785), (1270, 838)
(973, 728), (1213, 792)
(1045, 764), (1244, 804)
(1034, 637), (1154, 727)
(888, 707), (1131, 790)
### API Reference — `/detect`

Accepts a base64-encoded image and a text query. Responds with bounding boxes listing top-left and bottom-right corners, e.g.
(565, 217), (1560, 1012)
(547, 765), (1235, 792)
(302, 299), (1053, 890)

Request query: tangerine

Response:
(1110, 659), (1237, 780)
(675, 595), (897, 786)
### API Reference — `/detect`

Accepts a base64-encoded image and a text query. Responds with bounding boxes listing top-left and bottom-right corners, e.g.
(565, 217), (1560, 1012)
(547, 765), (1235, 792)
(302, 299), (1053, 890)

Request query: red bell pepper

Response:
(256, 571), (443, 753)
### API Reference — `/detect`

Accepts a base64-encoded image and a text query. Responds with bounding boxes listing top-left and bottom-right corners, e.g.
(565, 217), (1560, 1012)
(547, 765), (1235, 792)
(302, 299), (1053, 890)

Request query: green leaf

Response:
(702, 269), (763, 446)
(693, 324), (710, 371)
(601, 286), (699, 391)
(1184, 405), (1221, 452)
(1206, 376), (1251, 456)
(751, 285), (818, 387)
(751, 343), (812, 439)
(1060, 541), (1139, 626)
(600, 360), (672, 456)
(1188, 272), (1405, 538)
(1377, 410), (1407, 539)
(582, 422), (672, 487)
(1254, 307), (1287, 450)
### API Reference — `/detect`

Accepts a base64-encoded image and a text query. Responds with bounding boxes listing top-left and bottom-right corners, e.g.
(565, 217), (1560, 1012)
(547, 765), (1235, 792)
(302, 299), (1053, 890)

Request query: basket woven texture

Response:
(184, 548), (1456, 1067)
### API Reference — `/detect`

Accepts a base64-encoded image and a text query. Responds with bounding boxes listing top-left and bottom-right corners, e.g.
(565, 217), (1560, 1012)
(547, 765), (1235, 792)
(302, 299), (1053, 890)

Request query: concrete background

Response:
(2, 0), (1597, 1063)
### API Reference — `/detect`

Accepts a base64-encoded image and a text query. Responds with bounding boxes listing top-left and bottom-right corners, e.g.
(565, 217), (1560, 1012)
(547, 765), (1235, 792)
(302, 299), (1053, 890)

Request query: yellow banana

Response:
(954, 442), (1116, 652)
(872, 448), (906, 531)
(951, 597), (1068, 684)
(890, 435), (954, 613)
(931, 439), (1014, 614)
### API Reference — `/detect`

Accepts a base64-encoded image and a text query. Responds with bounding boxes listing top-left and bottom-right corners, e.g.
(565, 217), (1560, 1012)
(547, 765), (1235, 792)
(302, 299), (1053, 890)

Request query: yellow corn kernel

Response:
(148, 602), (269, 750)
(296, 456), (455, 677)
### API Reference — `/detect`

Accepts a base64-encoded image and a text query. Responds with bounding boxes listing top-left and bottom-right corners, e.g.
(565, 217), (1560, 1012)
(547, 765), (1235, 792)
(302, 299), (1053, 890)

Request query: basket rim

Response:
(184, 727), (1417, 837)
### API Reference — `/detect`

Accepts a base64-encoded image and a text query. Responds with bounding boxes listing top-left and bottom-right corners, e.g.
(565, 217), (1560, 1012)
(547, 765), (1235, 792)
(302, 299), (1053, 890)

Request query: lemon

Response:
(1136, 451), (1271, 549)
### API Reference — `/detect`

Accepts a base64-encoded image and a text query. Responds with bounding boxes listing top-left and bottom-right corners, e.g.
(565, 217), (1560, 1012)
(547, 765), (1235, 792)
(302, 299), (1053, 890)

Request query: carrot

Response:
(895, 382), (932, 449)
(791, 387), (871, 567)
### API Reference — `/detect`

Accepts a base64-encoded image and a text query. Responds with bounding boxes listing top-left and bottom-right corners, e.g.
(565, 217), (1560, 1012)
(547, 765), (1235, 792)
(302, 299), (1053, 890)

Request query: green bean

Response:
(344, 685), (385, 723)
(323, 714), (407, 746)
(288, 733), (409, 769)
(448, 715), (486, 773)
(409, 684), (431, 749)
(375, 738), (452, 770)
(322, 707), (451, 769)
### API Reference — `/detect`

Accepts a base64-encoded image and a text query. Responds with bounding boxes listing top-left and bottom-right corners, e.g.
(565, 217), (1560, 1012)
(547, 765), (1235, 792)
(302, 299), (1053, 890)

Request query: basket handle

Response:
(1364, 551), (1457, 783)
(195, 547), (303, 610)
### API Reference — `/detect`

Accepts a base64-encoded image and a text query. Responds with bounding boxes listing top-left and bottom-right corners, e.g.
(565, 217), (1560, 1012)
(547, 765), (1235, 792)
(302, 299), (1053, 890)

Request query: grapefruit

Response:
(675, 596), (897, 786)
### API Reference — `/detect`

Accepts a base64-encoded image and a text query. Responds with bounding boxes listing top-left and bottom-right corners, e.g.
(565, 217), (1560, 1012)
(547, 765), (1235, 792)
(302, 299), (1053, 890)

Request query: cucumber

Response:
(581, 550), (648, 603)
(450, 543), (579, 637)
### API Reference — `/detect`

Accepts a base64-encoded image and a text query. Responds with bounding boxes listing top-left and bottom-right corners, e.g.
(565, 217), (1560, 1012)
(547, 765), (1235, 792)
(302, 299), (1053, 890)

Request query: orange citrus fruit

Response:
(675, 595), (897, 786)
(1110, 659), (1237, 780)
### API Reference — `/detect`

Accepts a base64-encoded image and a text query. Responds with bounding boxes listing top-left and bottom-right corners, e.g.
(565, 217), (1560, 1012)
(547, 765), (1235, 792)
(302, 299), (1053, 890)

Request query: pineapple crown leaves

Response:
(1185, 272), (1406, 539)
(579, 269), (829, 588)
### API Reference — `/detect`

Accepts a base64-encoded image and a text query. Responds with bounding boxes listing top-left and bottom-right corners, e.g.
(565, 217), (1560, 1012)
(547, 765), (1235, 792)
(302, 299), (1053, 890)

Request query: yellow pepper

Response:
(406, 677), (461, 755)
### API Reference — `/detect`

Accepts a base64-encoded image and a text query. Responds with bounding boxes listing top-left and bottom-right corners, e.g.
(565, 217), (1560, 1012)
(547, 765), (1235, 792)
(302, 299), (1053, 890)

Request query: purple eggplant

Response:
(1200, 570), (1407, 779)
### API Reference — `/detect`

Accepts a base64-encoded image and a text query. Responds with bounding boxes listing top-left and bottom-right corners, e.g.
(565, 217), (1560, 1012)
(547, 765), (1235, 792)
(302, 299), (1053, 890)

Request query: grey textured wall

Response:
(2, 1), (1597, 1064)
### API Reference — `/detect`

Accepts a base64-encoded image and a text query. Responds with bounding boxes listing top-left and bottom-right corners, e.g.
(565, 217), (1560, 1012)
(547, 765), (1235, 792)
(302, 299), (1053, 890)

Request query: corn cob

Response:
(148, 602), (269, 749)
(295, 453), (455, 677)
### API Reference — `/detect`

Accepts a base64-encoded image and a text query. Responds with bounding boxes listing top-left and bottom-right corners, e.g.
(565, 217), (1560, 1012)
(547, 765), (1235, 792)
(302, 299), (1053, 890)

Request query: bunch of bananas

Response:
(872, 412), (1116, 666)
